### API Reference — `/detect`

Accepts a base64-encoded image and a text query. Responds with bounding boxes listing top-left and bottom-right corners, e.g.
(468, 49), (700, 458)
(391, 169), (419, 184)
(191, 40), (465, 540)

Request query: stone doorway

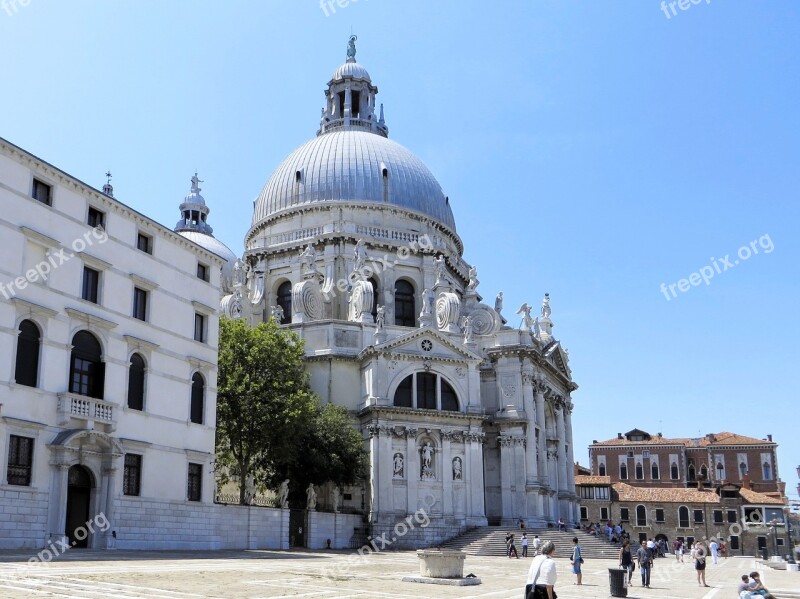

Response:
(289, 509), (307, 547)
(65, 465), (93, 548)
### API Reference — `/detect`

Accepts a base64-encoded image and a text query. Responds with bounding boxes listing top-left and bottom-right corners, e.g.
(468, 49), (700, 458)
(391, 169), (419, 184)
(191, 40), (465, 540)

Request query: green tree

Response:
(216, 317), (367, 505)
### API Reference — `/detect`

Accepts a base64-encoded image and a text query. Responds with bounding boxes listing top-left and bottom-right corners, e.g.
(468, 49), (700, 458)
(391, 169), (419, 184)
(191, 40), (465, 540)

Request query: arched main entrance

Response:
(65, 465), (93, 548)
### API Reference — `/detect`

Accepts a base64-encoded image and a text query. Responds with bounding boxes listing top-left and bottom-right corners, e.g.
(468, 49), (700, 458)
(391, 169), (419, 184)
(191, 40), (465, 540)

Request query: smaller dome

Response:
(333, 60), (371, 82)
(179, 230), (239, 292)
(182, 189), (206, 206)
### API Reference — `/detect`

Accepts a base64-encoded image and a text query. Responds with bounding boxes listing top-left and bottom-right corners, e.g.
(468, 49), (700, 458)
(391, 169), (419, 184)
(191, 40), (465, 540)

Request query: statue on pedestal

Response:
(278, 479), (290, 509)
(306, 483), (317, 510)
(332, 486), (340, 513)
(495, 291), (504, 314)
(467, 266), (479, 291)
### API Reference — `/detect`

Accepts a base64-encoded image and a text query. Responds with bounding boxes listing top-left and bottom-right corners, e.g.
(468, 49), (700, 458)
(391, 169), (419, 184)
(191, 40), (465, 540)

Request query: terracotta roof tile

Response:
(592, 431), (775, 448)
(612, 483), (720, 504)
(739, 488), (786, 505)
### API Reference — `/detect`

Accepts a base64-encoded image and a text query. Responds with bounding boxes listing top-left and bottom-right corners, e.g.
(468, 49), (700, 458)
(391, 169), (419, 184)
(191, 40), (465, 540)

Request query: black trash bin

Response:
(760, 548), (769, 561)
(608, 568), (628, 598)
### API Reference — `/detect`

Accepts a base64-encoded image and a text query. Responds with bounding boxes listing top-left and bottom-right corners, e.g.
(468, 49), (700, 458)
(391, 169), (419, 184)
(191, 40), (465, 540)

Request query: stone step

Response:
(439, 527), (622, 559)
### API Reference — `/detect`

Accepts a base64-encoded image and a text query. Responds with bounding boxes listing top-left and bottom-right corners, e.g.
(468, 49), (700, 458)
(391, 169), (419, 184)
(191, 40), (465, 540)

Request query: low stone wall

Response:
(307, 511), (363, 549)
(113, 498), (290, 551)
(0, 487), (49, 550)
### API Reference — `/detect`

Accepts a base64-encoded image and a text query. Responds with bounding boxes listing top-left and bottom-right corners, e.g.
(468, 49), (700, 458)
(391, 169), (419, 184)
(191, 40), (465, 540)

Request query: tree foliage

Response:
(216, 317), (366, 505)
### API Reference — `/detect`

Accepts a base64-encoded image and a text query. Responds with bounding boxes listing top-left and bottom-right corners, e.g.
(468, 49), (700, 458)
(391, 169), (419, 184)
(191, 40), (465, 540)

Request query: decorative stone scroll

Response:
(292, 279), (324, 321)
(349, 279), (374, 323)
(436, 292), (461, 333)
(220, 289), (243, 320)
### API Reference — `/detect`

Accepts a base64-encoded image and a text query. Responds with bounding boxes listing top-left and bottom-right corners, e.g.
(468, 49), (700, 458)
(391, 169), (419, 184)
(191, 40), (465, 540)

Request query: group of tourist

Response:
(507, 532), (543, 558)
(737, 572), (775, 598)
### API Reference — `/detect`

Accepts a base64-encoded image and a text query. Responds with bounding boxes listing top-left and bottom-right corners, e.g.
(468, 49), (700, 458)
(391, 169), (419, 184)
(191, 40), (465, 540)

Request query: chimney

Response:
(593, 440), (598, 444)
(742, 472), (751, 490)
(706, 433), (716, 442)
(617, 433), (623, 440)
(767, 434), (773, 442)
(697, 480), (704, 491)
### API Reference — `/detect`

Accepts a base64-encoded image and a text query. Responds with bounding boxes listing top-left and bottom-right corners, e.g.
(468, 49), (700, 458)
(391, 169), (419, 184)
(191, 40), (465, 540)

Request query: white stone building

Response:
(241, 38), (580, 546)
(0, 137), (224, 549)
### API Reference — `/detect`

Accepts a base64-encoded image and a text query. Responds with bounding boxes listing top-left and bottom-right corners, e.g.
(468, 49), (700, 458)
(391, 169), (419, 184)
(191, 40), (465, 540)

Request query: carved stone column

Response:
(441, 431), (454, 516)
(367, 424), (382, 521)
(498, 434), (514, 523)
(522, 373), (538, 484)
(48, 462), (70, 545)
(405, 427), (419, 514)
(555, 402), (568, 493)
(466, 432), (486, 522)
(534, 381), (548, 484)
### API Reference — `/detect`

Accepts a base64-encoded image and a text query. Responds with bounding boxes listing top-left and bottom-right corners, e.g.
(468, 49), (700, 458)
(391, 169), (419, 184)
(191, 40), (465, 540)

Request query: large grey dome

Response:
(251, 130), (456, 230)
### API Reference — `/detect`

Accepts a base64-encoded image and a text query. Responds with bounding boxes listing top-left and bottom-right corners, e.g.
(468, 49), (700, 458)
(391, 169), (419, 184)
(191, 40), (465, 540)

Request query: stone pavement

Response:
(0, 549), (798, 598)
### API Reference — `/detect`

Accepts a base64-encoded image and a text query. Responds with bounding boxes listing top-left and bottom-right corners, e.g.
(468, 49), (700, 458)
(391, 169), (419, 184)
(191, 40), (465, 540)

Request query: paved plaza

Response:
(0, 549), (798, 599)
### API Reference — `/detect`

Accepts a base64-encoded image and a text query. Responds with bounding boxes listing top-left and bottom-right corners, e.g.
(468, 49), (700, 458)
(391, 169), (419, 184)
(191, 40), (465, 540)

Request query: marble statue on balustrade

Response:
(467, 266), (479, 291)
(495, 291), (504, 315)
(332, 486), (340, 513)
(306, 483), (317, 510)
(278, 479), (290, 508)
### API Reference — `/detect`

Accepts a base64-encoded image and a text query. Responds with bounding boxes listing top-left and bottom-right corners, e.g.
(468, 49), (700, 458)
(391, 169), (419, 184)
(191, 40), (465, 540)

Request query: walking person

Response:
(532, 534), (542, 556)
(709, 538), (719, 564)
(636, 540), (652, 588)
(673, 538), (683, 562)
(524, 541), (557, 599)
(506, 531), (513, 558)
(507, 532), (519, 559)
(570, 537), (583, 585)
(694, 542), (709, 587)
(619, 540), (634, 586)
(521, 533), (529, 558)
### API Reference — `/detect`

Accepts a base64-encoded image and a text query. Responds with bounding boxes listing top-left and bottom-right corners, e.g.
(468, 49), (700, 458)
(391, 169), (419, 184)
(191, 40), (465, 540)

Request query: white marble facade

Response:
(241, 39), (579, 545)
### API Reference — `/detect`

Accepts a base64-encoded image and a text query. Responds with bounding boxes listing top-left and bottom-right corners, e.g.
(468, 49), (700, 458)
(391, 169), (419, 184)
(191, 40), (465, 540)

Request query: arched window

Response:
(277, 281), (292, 325)
(369, 278), (379, 321)
(635, 463), (644, 480)
(762, 462), (771, 480)
(127, 353), (145, 411)
(699, 465), (708, 480)
(69, 331), (104, 399)
(739, 462), (747, 476)
(598, 463), (607, 476)
(620, 463), (628, 480)
(687, 464), (696, 481)
(394, 280), (416, 327)
(15, 319), (40, 387)
(678, 506), (690, 528)
(651, 463), (660, 480)
(441, 379), (458, 411)
(190, 373), (205, 424)
(636, 505), (647, 527)
(394, 375), (413, 407)
(417, 372), (437, 410)
(392, 373), (460, 412)
(671, 462), (679, 480)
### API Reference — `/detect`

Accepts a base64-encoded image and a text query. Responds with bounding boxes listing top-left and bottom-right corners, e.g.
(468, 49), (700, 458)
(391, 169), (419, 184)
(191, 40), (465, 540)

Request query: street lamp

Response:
(767, 519), (780, 558)
(785, 508), (796, 564)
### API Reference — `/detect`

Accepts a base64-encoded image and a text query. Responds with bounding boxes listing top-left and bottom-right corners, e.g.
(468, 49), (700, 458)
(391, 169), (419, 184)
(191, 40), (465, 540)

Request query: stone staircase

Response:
(439, 526), (622, 559)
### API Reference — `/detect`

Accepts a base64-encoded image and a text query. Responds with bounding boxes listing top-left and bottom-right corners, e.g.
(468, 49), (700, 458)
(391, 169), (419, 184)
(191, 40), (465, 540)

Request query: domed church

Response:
(238, 37), (579, 545)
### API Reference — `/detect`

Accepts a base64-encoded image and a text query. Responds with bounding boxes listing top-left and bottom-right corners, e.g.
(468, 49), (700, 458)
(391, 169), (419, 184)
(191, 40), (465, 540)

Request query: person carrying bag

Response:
(524, 540), (558, 599)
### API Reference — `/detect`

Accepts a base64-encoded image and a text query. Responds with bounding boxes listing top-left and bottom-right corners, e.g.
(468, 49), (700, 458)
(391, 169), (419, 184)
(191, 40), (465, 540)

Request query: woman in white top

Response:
(524, 540), (557, 599)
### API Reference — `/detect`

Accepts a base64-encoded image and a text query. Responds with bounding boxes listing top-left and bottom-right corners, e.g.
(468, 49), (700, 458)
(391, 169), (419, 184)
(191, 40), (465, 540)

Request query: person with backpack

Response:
(570, 537), (583, 585)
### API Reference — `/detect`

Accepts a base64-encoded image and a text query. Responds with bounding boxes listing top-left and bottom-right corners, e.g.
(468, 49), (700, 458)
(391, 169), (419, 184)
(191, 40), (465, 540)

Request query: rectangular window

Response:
(580, 487), (594, 500)
(727, 510), (738, 524)
(620, 507), (630, 522)
(687, 536), (695, 547)
(87, 207), (105, 228)
(595, 487), (609, 500)
(133, 287), (148, 321)
(655, 509), (665, 523)
(729, 535), (739, 550)
(642, 450), (651, 458)
(32, 179), (52, 205)
(600, 507), (609, 521)
(194, 313), (205, 342)
(343, 493), (352, 501)
(136, 232), (152, 254)
(123, 454), (142, 496)
(187, 463), (202, 502)
(196, 263), (208, 281)
(693, 509), (704, 523)
(7, 435), (34, 486)
(776, 538), (785, 547)
(82, 266), (100, 303)
(580, 506), (588, 520)
(713, 510), (724, 524)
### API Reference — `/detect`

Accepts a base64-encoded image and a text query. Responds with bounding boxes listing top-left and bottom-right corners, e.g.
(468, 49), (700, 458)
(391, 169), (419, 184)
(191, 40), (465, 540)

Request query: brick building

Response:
(577, 429), (790, 556)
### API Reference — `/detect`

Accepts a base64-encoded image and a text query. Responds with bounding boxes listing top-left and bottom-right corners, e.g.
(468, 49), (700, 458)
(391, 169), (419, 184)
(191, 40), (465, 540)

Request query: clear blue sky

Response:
(2, 1), (798, 503)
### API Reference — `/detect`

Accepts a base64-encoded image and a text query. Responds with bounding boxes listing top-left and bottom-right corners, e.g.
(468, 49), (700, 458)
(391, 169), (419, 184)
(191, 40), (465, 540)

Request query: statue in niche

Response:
(467, 265), (479, 291)
(332, 486), (340, 513)
(461, 315), (474, 344)
(495, 291), (504, 314)
(393, 452), (404, 478)
(278, 479), (290, 508)
(452, 457), (463, 480)
(306, 483), (317, 510)
(421, 442), (435, 479)
(375, 304), (386, 329)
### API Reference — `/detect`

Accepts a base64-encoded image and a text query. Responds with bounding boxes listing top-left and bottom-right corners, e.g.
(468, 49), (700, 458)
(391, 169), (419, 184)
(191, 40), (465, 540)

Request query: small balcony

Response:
(57, 392), (117, 432)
